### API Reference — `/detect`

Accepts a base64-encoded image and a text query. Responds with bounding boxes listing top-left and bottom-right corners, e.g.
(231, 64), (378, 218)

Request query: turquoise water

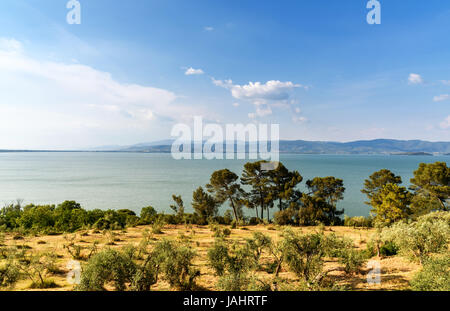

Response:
(0, 152), (447, 217)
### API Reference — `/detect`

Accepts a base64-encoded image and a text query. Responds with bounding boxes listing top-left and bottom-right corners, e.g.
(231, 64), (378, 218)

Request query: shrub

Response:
(17, 252), (60, 289)
(151, 216), (165, 234)
(245, 232), (272, 264)
(273, 209), (295, 226)
(223, 210), (234, 225)
(207, 239), (229, 276)
(344, 216), (373, 228)
(380, 241), (399, 257)
(152, 240), (199, 290)
(247, 217), (260, 226)
(29, 279), (59, 289)
(0, 261), (20, 288)
(381, 213), (450, 264)
(280, 229), (325, 282)
(222, 228), (231, 237)
(216, 273), (250, 291)
(207, 238), (256, 290)
(76, 249), (137, 291)
(139, 206), (157, 225)
(339, 249), (366, 274)
(410, 254), (450, 291)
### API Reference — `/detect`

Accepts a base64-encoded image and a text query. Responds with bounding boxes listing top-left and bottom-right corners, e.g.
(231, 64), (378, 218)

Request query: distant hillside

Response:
(114, 139), (450, 155)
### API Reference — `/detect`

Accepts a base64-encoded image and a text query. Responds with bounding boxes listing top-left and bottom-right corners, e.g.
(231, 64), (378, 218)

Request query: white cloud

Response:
(0, 38), (23, 52)
(213, 78), (306, 120)
(408, 73), (423, 85)
(204, 26), (214, 32)
(441, 80), (450, 86)
(295, 107), (301, 114)
(213, 79), (304, 100)
(440, 116), (450, 130)
(0, 38), (211, 148)
(433, 94), (450, 102)
(185, 67), (204, 75)
(292, 116), (307, 123)
(232, 102), (240, 107)
(255, 105), (272, 117)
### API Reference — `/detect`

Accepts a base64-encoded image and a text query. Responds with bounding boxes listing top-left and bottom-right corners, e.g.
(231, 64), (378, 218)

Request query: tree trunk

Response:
(228, 195), (238, 226)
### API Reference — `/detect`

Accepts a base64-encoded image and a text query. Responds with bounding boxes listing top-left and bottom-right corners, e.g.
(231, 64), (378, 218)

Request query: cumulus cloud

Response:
(185, 67), (204, 75)
(213, 79), (304, 100)
(440, 116), (450, 130)
(204, 26), (214, 32)
(213, 78), (306, 120)
(433, 94), (450, 102)
(408, 73), (423, 85)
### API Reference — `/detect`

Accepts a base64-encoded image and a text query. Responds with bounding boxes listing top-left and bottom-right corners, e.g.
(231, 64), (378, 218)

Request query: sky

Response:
(0, 0), (449, 150)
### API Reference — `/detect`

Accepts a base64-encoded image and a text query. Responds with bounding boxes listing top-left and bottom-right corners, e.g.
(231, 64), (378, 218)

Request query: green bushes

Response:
(281, 229), (367, 281)
(273, 209), (295, 226)
(245, 232), (272, 264)
(0, 260), (20, 288)
(379, 241), (399, 257)
(151, 216), (165, 234)
(15, 252), (61, 289)
(338, 249), (367, 274)
(280, 230), (326, 282)
(0, 201), (146, 234)
(207, 238), (255, 290)
(139, 206), (158, 224)
(410, 254), (450, 291)
(381, 212), (450, 264)
(152, 239), (199, 290)
(344, 216), (373, 228)
(77, 249), (137, 291)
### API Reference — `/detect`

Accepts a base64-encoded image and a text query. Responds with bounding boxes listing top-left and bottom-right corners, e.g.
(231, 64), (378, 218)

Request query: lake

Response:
(0, 152), (447, 217)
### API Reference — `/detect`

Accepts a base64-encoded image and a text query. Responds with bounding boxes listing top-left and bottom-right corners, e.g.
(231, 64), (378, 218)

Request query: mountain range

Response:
(90, 139), (450, 155)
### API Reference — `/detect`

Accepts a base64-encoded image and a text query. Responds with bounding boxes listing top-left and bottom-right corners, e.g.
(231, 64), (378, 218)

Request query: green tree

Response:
(267, 162), (303, 211)
(371, 183), (412, 225)
(170, 195), (185, 217)
(191, 187), (218, 223)
(241, 161), (273, 221)
(305, 177), (345, 224)
(410, 162), (450, 215)
(206, 169), (244, 223)
(140, 206), (157, 224)
(361, 169), (402, 206)
(54, 201), (87, 232)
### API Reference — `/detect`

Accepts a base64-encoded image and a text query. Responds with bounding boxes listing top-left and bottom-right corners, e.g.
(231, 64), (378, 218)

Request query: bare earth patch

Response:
(2, 225), (422, 291)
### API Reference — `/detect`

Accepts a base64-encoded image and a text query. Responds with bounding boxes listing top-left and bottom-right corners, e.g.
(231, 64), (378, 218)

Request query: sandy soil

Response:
(1, 224), (422, 291)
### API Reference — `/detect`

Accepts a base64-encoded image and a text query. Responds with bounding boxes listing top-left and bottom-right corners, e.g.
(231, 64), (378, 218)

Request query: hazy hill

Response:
(112, 139), (450, 155)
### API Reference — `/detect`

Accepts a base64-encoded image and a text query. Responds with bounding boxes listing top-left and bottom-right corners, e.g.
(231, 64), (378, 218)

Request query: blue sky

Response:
(0, 0), (449, 149)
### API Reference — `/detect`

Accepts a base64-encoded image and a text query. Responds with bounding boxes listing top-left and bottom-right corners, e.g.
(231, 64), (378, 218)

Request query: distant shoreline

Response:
(3, 139), (449, 155)
(0, 150), (449, 156)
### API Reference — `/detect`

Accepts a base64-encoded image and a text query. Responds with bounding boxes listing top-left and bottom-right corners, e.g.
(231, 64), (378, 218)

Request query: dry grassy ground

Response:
(1, 225), (422, 291)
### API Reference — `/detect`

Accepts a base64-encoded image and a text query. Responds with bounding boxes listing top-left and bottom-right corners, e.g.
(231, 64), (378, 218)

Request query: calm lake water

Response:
(0, 152), (448, 217)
